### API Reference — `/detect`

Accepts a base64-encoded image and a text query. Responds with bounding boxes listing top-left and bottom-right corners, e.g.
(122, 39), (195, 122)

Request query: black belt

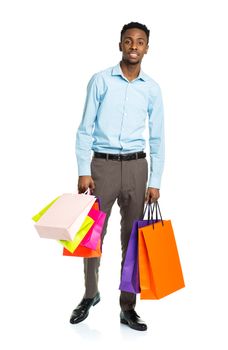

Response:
(93, 151), (146, 161)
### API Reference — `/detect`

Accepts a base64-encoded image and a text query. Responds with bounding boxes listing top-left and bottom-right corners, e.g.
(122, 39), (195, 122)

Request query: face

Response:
(119, 28), (149, 65)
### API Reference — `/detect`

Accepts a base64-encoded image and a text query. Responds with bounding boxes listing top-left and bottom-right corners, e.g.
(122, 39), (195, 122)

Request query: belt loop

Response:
(106, 153), (109, 161)
(136, 152), (138, 160)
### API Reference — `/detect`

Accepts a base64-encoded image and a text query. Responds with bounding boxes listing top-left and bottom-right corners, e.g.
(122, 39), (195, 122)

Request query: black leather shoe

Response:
(120, 309), (147, 331)
(70, 292), (100, 324)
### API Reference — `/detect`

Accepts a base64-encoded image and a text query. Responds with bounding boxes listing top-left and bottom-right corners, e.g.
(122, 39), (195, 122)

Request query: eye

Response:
(124, 39), (131, 45)
(138, 41), (144, 46)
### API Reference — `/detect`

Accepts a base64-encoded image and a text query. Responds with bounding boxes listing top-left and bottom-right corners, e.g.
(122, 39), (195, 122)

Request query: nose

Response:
(130, 42), (137, 50)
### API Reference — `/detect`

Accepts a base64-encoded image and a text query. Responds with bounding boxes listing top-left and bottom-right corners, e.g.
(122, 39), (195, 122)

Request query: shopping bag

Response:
(138, 202), (185, 299)
(62, 198), (105, 257)
(92, 197), (101, 211)
(32, 192), (97, 240)
(80, 210), (106, 250)
(32, 194), (98, 223)
(59, 207), (106, 253)
(32, 196), (60, 222)
(119, 203), (158, 294)
(63, 239), (101, 258)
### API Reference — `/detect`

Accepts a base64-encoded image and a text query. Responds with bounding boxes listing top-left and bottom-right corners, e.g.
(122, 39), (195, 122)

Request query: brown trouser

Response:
(83, 155), (148, 311)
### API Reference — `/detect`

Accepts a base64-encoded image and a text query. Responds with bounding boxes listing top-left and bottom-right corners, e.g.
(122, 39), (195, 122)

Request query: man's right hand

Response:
(78, 176), (95, 194)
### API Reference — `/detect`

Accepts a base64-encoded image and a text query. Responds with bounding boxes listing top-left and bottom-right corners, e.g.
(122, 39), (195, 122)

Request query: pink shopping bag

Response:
(33, 193), (96, 240)
(80, 208), (106, 250)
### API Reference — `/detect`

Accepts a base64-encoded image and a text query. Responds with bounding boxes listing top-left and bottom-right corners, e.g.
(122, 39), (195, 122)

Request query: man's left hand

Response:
(145, 187), (160, 203)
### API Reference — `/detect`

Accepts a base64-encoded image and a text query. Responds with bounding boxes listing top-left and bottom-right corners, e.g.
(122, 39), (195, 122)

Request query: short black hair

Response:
(120, 22), (150, 43)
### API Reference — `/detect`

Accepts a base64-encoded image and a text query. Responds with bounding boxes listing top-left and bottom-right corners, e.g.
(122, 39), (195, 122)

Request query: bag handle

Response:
(142, 201), (153, 221)
(150, 201), (164, 229)
(83, 188), (101, 209)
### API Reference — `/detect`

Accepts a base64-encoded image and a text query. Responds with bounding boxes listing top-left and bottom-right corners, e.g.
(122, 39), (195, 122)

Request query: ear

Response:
(119, 42), (122, 52)
(145, 45), (149, 54)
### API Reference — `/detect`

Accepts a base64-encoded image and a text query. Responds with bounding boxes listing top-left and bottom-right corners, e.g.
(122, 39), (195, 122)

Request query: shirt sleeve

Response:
(75, 73), (100, 176)
(148, 84), (165, 189)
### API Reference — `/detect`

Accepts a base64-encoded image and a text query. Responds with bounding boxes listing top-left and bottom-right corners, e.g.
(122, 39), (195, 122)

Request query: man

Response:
(70, 22), (165, 331)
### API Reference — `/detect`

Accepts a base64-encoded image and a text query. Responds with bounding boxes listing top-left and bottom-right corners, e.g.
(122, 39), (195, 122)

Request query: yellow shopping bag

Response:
(59, 216), (94, 253)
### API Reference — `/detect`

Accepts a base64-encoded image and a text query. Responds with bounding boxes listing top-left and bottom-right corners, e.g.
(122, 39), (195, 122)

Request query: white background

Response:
(0, 0), (228, 349)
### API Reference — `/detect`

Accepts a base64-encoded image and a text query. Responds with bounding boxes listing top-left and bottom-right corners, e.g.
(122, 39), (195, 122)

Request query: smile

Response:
(129, 53), (139, 58)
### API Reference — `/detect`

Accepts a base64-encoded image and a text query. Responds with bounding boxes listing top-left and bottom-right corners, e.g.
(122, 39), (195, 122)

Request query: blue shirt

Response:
(76, 63), (165, 189)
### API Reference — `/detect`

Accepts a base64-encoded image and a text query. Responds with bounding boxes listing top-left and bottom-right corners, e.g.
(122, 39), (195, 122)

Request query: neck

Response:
(120, 60), (141, 81)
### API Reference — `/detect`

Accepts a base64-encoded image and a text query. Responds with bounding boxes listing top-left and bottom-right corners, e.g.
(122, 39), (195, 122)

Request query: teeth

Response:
(129, 53), (137, 57)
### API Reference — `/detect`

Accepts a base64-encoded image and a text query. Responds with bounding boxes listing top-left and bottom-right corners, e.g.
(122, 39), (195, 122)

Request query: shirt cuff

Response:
(77, 162), (91, 177)
(148, 175), (161, 189)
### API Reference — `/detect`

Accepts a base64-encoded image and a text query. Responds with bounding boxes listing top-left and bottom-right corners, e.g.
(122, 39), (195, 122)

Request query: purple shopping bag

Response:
(119, 203), (159, 294)
(119, 220), (155, 293)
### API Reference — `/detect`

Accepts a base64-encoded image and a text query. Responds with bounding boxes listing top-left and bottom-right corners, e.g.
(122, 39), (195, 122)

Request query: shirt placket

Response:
(119, 81), (131, 152)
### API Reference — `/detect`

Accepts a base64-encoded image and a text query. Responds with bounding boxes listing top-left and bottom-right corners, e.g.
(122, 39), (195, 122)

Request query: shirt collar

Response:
(111, 63), (148, 82)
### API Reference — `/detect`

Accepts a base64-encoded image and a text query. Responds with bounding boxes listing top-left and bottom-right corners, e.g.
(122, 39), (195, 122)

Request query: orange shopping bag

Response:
(138, 202), (185, 299)
(63, 239), (101, 257)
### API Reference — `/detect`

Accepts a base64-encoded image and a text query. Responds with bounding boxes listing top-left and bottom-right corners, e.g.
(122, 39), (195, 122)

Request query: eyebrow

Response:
(124, 36), (146, 41)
